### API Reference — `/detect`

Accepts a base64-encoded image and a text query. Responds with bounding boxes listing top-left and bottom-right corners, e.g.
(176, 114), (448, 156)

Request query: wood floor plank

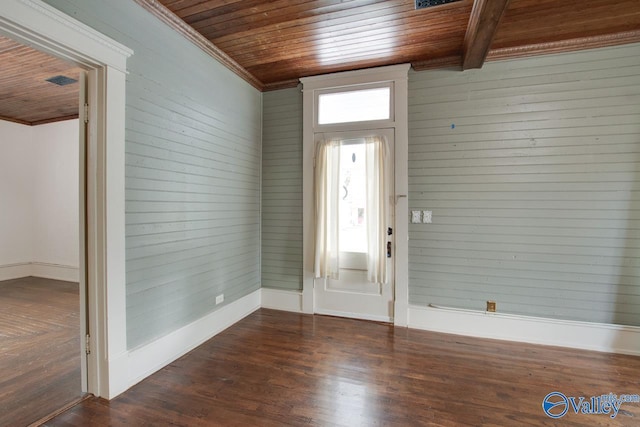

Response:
(47, 309), (640, 426)
(0, 277), (82, 427)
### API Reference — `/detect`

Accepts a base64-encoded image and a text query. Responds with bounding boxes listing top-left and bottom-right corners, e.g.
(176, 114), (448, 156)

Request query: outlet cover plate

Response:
(216, 294), (224, 305)
(415, 0), (463, 10)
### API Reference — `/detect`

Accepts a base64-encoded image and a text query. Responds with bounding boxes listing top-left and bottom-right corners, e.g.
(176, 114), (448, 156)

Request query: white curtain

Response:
(314, 135), (389, 284)
(314, 138), (341, 279)
(365, 136), (389, 284)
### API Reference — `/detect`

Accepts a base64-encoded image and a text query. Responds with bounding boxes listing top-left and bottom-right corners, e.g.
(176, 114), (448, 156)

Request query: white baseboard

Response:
(0, 263), (32, 281)
(0, 262), (79, 282)
(100, 289), (640, 399)
(31, 262), (79, 282)
(408, 304), (640, 356)
(261, 288), (303, 312)
(117, 288), (261, 399)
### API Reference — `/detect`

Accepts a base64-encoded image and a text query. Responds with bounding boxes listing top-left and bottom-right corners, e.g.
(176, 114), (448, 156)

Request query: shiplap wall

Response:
(408, 43), (640, 326)
(262, 88), (303, 290)
(44, 0), (262, 349)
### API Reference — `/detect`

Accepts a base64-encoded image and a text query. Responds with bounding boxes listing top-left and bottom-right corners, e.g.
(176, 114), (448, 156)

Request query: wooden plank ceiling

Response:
(0, 36), (81, 126)
(2, 0), (639, 124)
(151, 0), (640, 90)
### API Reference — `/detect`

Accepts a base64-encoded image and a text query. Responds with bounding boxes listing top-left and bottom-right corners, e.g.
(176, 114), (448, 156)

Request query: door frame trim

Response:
(300, 64), (410, 326)
(0, 0), (132, 398)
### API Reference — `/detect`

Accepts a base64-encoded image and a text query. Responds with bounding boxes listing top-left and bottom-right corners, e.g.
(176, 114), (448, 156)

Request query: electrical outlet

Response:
(422, 210), (432, 224)
(415, 0), (463, 10)
(486, 301), (496, 312)
(216, 294), (224, 305)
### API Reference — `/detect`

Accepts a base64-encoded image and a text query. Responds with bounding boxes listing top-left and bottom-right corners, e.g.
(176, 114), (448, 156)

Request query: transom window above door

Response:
(314, 83), (394, 128)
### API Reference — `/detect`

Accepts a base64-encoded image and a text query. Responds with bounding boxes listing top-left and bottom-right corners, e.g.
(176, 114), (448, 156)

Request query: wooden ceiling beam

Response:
(461, 0), (510, 70)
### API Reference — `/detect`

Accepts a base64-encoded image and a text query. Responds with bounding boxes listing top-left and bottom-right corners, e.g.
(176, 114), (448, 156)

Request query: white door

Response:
(314, 129), (395, 322)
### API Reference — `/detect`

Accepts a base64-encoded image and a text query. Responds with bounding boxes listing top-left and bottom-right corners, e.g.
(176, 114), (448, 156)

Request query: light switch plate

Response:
(423, 210), (432, 223)
(411, 210), (421, 224)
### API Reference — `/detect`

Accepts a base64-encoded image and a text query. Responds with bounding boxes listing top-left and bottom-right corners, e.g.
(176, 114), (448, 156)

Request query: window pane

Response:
(339, 143), (367, 253)
(318, 87), (390, 125)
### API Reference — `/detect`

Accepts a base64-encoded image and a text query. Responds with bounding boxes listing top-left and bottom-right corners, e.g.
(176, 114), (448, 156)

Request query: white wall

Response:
(32, 120), (80, 269)
(0, 121), (34, 269)
(0, 119), (79, 281)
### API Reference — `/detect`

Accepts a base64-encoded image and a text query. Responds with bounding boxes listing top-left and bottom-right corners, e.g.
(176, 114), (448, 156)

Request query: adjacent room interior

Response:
(0, 35), (84, 426)
(1, 0), (639, 425)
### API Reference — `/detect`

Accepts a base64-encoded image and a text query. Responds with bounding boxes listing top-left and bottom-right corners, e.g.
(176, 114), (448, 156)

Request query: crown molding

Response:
(412, 30), (640, 73)
(31, 114), (79, 126)
(0, 115), (31, 126)
(133, 0), (263, 91)
(487, 30), (640, 62)
(262, 79), (300, 92)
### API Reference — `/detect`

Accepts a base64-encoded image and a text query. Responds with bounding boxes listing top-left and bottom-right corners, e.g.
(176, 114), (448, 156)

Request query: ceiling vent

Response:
(45, 75), (78, 86)
(415, 0), (463, 9)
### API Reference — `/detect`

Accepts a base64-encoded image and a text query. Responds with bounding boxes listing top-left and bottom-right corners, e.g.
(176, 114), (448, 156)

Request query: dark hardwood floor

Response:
(44, 308), (640, 426)
(0, 276), (82, 427)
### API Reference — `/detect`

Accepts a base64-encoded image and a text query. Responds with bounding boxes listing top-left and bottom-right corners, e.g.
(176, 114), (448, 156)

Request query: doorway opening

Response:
(301, 65), (410, 324)
(313, 129), (395, 322)
(2, 0), (133, 400)
(0, 35), (87, 425)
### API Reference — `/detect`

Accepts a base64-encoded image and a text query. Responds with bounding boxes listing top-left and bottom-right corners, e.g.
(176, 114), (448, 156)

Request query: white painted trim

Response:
(0, 262), (79, 282)
(261, 288), (303, 312)
(100, 66), (129, 399)
(0, 263), (33, 281)
(118, 289), (261, 398)
(409, 304), (640, 356)
(0, 0), (132, 72)
(30, 262), (79, 282)
(300, 64), (410, 323)
(300, 64), (412, 90)
(0, 0), (132, 399)
(301, 73), (315, 315)
(391, 68), (409, 328)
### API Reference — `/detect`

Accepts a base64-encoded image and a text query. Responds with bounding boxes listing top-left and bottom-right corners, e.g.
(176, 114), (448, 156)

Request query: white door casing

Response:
(301, 64), (410, 326)
(0, 0), (132, 398)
